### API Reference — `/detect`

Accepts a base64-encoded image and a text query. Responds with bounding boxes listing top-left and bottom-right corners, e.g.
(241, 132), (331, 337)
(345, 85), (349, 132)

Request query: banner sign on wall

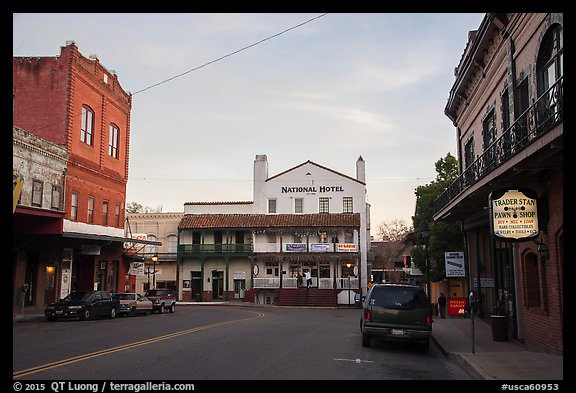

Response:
(489, 188), (539, 241)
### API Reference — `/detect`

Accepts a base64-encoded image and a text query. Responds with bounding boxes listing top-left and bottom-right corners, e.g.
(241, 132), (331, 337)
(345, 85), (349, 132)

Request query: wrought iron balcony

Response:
(435, 76), (563, 213)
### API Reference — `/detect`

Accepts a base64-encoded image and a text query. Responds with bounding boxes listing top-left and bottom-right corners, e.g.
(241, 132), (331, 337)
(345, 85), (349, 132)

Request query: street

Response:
(13, 305), (470, 380)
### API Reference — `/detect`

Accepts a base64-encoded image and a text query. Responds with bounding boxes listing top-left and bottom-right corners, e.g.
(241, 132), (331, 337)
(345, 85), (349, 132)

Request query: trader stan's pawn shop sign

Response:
(489, 188), (539, 241)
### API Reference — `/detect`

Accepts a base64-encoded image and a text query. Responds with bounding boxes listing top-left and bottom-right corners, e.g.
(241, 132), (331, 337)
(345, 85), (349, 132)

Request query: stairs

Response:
(277, 288), (337, 307)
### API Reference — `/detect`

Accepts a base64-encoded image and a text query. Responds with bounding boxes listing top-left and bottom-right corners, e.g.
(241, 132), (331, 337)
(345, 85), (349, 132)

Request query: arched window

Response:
(537, 24), (563, 95)
(146, 234), (157, 257)
(167, 235), (178, 254)
(108, 123), (120, 158)
(81, 105), (94, 145)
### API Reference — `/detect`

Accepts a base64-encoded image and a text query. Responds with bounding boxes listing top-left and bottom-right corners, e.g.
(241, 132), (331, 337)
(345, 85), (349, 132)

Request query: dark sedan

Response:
(44, 290), (120, 321)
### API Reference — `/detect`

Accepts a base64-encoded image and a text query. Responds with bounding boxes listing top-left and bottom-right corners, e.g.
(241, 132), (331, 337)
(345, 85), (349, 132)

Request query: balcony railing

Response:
(178, 244), (252, 254)
(435, 76), (563, 213)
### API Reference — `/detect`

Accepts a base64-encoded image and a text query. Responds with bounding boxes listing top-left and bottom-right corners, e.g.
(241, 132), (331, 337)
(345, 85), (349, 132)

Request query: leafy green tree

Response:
(411, 153), (463, 281)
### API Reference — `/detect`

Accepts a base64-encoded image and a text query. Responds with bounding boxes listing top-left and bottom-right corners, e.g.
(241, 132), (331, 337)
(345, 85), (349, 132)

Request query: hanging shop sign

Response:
(444, 252), (465, 277)
(489, 188), (539, 241)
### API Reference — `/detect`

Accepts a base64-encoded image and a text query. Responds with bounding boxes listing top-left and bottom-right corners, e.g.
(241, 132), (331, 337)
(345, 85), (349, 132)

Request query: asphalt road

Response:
(13, 305), (470, 381)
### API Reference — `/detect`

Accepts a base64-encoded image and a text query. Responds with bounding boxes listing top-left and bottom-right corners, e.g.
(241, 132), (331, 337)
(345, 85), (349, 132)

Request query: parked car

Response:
(44, 290), (120, 321)
(360, 283), (432, 351)
(144, 288), (176, 313)
(113, 293), (153, 316)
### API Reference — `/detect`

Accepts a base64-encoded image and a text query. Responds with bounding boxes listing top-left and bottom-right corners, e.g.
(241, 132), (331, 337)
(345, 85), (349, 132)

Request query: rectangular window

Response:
(294, 198), (303, 213)
(87, 196), (94, 223)
(319, 197), (329, 213)
(464, 137), (474, 169)
(108, 123), (119, 158)
(267, 233), (276, 243)
(32, 180), (43, 207)
(293, 234), (302, 243)
(102, 201), (109, 226)
(115, 203), (121, 227)
(268, 199), (277, 214)
(71, 192), (79, 221)
(81, 105), (94, 145)
(344, 229), (354, 243)
(51, 185), (62, 210)
(343, 197), (353, 213)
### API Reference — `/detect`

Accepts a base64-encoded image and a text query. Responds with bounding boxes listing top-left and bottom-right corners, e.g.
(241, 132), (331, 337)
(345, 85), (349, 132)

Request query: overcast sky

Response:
(13, 13), (485, 236)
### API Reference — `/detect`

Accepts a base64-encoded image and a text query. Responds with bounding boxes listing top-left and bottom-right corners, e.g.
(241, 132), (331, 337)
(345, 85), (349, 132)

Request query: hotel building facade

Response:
(126, 155), (371, 306)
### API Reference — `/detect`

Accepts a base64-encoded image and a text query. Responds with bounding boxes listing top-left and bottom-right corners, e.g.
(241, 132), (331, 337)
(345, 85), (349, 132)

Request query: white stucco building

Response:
(177, 155), (370, 305)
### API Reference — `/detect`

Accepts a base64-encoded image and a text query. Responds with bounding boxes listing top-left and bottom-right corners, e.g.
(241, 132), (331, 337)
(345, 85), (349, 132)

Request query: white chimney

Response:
(253, 155), (269, 213)
(356, 155), (366, 183)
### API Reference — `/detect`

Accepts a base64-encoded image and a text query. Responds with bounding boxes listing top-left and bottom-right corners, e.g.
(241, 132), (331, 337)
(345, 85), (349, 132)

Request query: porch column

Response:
(225, 254), (230, 301)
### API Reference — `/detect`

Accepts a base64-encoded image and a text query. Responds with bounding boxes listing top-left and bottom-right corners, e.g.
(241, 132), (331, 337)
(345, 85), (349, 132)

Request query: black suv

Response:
(360, 284), (432, 351)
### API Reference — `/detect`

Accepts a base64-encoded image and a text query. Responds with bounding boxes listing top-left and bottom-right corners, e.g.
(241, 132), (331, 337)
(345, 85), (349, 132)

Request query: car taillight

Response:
(426, 314), (432, 325)
(364, 310), (371, 321)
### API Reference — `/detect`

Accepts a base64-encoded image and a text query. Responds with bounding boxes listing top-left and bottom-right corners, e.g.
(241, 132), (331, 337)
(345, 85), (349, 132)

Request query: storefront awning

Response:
(62, 231), (162, 245)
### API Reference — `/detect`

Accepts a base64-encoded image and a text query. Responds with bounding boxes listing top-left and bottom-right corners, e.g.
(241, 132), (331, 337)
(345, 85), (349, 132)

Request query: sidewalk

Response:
(431, 315), (563, 380)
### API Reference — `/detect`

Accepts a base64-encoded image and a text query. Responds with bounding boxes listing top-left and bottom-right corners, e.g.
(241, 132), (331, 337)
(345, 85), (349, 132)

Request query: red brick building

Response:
(434, 14), (563, 354)
(13, 42), (149, 307)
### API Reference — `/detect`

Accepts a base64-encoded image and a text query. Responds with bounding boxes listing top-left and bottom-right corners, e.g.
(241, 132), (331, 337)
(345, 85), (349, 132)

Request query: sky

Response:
(13, 13), (485, 236)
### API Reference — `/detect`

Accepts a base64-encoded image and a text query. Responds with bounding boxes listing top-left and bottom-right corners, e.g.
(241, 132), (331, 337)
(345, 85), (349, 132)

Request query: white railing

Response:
(253, 277), (358, 289)
(318, 278), (334, 289)
(336, 277), (359, 289)
(253, 277), (280, 288)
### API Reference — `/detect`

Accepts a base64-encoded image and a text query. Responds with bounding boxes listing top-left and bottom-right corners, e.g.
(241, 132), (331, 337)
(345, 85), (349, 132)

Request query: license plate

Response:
(391, 329), (405, 335)
(56, 310), (63, 314)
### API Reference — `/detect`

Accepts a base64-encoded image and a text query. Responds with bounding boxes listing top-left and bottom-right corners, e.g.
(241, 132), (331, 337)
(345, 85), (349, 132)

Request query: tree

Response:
(411, 153), (463, 281)
(376, 218), (411, 242)
(126, 202), (163, 213)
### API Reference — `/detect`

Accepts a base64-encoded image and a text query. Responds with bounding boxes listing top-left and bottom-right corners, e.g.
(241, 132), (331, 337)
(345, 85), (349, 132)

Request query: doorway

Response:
(212, 270), (224, 299)
(24, 251), (39, 306)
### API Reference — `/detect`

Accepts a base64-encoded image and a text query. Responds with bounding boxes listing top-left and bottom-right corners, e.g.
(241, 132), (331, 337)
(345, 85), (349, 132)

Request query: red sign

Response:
(448, 297), (466, 317)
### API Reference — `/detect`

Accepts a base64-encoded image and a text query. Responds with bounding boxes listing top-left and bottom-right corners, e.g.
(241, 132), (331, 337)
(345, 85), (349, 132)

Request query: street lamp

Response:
(346, 262), (352, 306)
(151, 255), (158, 289)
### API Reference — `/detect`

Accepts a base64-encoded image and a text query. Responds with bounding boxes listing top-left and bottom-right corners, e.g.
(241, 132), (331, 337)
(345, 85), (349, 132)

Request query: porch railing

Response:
(178, 243), (252, 254)
(253, 277), (359, 289)
(435, 76), (563, 213)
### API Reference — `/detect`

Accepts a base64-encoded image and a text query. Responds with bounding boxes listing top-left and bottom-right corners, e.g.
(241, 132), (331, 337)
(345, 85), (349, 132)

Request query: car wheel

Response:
(80, 309), (91, 321)
(109, 307), (117, 319)
(169, 303), (175, 313)
(361, 332), (372, 348)
(159, 303), (165, 314)
(129, 307), (136, 317)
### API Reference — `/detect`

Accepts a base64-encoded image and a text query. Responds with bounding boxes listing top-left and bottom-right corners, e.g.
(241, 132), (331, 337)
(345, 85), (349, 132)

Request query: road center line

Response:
(13, 311), (264, 379)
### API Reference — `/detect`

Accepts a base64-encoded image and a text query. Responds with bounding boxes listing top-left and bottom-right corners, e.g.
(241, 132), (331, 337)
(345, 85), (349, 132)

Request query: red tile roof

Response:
(178, 213), (360, 230)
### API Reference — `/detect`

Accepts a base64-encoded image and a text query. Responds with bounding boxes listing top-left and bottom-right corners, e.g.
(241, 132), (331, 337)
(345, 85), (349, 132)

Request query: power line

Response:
(131, 13), (328, 96)
(15, 13), (329, 134)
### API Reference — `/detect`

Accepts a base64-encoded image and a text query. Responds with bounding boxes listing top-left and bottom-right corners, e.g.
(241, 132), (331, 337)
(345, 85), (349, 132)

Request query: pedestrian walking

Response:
(304, 270), (312, 288)
(297, 273), (303, 288)
(438, 292), (447, 318)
